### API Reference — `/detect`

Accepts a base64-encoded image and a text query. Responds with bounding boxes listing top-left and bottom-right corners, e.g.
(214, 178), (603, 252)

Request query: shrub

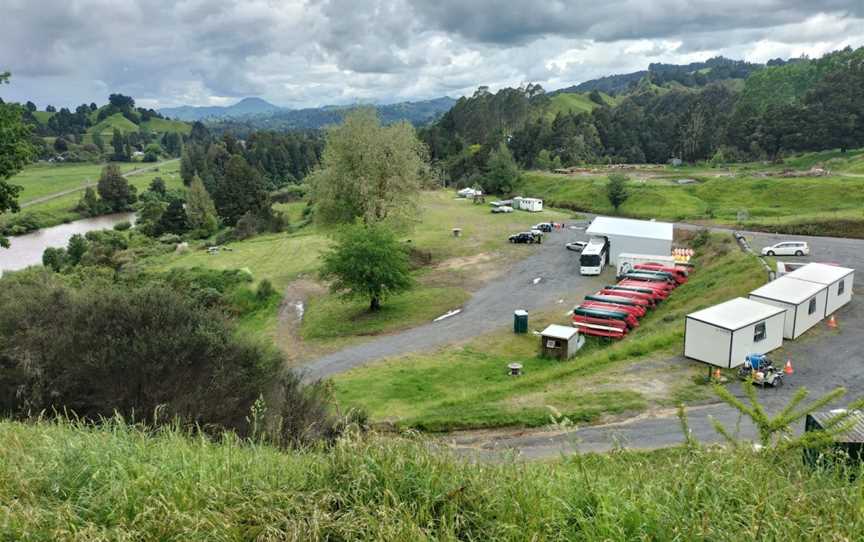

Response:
(257, 279), (276, 300)
(0, 271), (280, 434)
(270, 184), (307, 203)
(113, 220), (132, 231)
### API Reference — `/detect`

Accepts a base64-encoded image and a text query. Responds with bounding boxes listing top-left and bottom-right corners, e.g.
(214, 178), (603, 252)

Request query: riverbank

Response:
(0, 212), (134, 275)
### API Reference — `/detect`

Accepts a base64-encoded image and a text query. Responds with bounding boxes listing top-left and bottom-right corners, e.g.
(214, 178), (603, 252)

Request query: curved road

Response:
(301, 221), (864, 457)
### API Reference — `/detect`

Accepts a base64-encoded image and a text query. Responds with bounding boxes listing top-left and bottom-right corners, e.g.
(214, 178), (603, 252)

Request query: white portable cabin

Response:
(748, 276), (828, 339)
(616, 253), (677, 277)
(785, 263), (854, 315)
(684, 298), (785, 368)
(512, 197), (543, 212)
(585, 216), (673, 266)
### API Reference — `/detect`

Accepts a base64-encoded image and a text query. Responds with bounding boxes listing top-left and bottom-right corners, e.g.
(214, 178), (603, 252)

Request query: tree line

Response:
(421, 46), (864, 186)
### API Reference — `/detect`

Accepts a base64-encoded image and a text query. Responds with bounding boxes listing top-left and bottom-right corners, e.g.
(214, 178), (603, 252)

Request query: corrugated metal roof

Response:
(586, 216), (674, 241)
(786, 262), (854, 285)
(810, 411), (864, 443)
(687, 297), (785, 330)
(750, 276), (827, 305)
(541, 324), (579, 340)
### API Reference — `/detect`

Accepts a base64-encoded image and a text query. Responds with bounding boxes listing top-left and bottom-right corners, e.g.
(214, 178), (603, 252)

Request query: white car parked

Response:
(761, 241), (810, 257)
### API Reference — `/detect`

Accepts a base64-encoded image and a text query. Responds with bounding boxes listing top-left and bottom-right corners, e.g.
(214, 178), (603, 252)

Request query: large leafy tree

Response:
(97, 164), (137, 212)
(0, 72), (33, 247)
(606, 173), (630, 213)
(308, 108), (428, 230)
(319, 222), (414, 311)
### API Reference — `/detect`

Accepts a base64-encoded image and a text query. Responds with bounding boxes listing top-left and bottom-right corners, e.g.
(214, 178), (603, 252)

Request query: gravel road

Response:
(302, 224), (605, 380)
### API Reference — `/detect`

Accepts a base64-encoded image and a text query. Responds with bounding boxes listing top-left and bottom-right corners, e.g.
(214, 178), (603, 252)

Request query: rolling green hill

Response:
(140, 117), (192, 134)
(546, 92), (617, 118)
(88, 113), (140, 136)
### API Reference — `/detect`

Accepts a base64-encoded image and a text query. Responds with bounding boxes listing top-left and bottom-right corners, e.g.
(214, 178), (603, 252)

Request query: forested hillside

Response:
(422, 47), (864, 187)
(18, 93), (190, 163)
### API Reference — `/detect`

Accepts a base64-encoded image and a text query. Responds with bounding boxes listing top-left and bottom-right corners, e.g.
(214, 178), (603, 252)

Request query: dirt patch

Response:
(422, 252), (510, 291)
(275, 277), (328, 367)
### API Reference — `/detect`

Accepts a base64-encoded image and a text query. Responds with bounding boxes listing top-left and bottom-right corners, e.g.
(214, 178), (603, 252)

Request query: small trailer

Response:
(749, 275), (829, 339)
(512, 197), (543, 212)
(785, 263), (855, 315)
(684, 297), (785, 368)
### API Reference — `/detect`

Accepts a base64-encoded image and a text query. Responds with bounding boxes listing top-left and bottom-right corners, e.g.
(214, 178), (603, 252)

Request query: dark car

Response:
(565, 241), (588, 252)
(509, 232), (536, 244)
(533, 222), (554, 233)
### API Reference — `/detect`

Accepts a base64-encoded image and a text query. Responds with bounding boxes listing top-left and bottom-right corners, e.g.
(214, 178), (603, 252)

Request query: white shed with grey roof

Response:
(785, 263), (854, 315)
(585, 216), (673, 266)
(684, 297), (785, 368)
(749, 276), (828, 339)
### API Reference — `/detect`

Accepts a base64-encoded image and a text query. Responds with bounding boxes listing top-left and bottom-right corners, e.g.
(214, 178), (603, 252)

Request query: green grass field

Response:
(522, 168), (864, 225)
(10, 162), (142, 204)
(2, 417), (862, 540)
(87, 113), (140, 138)
(149, 191), (572, 345)
(333, 234), (765, 431)
(546, 92), (616, 118)
(0, 161), (182, 231)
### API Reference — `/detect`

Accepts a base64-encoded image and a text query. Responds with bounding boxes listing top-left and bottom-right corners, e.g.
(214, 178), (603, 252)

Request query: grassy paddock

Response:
(1, 418), (863, 540)
(522, 170), (864, 226)
(1, 161), (182, 233)
(10, 162), (143, 203)
(334, 234), (766, 431)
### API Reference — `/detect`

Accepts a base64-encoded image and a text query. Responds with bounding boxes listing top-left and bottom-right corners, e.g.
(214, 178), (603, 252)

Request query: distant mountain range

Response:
(159, 96), (457, 129)
(159, 97), (282, 121)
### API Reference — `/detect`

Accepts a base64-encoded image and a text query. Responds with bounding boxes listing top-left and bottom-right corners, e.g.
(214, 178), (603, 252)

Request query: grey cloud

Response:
(410, 0), (864, 44)
(1, 0), (864, 109)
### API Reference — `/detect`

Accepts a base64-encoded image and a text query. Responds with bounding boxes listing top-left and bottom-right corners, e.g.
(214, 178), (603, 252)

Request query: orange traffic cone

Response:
(784, 359), (794, 375)
(828, 314), (838, 329)
(713, 368), (722, 380)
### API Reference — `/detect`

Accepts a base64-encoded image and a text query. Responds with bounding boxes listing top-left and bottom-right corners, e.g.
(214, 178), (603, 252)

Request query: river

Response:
(0, 213), (135, 275)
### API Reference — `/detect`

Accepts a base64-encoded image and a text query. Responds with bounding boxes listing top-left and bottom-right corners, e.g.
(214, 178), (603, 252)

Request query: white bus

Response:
(579, 237), (609, 276)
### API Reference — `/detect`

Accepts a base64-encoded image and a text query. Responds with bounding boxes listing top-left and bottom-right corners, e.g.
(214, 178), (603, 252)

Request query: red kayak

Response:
(589, 292), (652, 309)
(582, 298), (646, 318)
(571, 320), (626, 339)
(598, 289), (656, 307)
(618, 280), (673, 297)
(571, 313), (628, 333)
(578, 302), (640, 327)
(635, 263), (689, 284)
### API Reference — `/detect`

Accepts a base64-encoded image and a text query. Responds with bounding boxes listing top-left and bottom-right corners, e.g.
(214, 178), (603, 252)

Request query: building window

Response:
(754, 322), (767, 342)
(838, 280), (845, 295)
(808, 298), (817, 315)
(546, 339), (559, 349)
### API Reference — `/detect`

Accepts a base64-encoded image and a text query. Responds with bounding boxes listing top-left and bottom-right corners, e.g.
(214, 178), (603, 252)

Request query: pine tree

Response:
(185, 175), (219, 237)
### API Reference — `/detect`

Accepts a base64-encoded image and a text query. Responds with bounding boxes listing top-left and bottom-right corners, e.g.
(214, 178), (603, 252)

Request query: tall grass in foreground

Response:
(2, 418), (864, 540)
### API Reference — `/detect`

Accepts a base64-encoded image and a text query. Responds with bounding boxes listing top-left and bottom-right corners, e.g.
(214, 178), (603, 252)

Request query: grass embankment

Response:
(152, 191), (571, 342)
(2, 418), (863, 540)
(546, 92), (616, 118)
(334, 234), (766, 431)
(1, 161), (182, 234)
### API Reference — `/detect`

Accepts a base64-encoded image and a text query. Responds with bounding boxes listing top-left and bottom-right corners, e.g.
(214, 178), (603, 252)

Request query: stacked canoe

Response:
(572, 262), (692, 339)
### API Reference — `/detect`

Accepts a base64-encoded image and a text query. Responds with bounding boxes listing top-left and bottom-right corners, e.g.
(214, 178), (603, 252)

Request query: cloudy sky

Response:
(1, 0), (863, 110)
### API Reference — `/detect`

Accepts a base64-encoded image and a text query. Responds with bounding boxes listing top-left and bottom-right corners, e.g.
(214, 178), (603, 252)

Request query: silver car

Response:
(761, 241), (810, 257)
